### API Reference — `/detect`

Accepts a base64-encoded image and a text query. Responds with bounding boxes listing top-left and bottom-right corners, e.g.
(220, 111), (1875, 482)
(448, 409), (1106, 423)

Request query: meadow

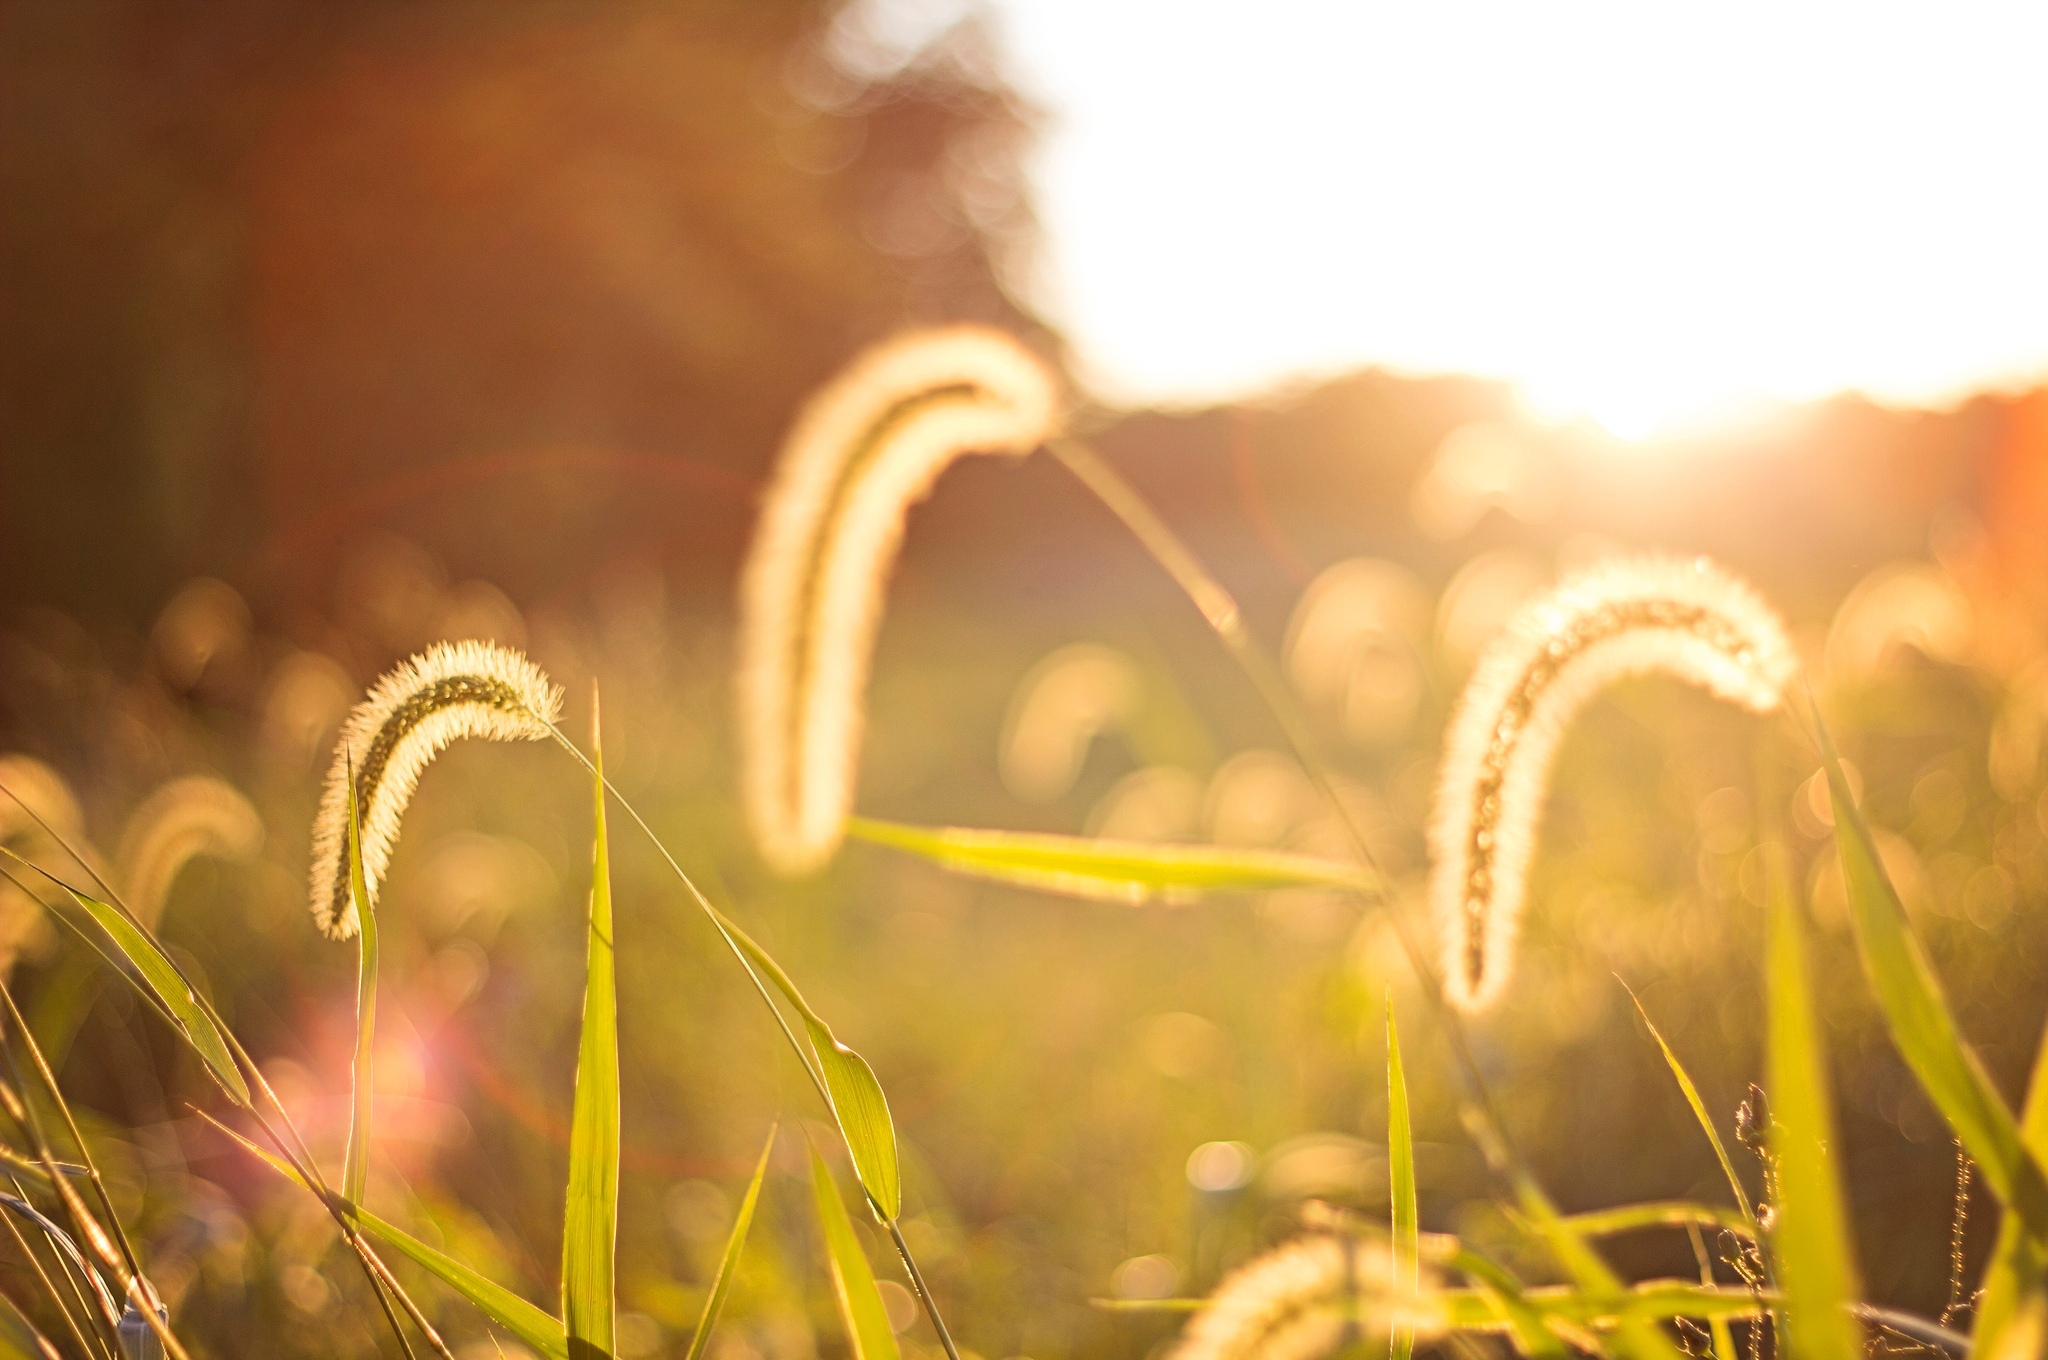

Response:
(0, 326), (2038, 1360)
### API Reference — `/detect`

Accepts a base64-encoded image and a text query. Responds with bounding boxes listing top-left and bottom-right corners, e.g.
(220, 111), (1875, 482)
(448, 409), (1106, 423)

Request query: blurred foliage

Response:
(0, 490), (2042, 1355)
(7, 0), (2048, 1356)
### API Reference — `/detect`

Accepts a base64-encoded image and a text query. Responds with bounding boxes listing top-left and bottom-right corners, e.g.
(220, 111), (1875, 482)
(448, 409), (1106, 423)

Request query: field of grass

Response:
(0, 331), (2039, 1360)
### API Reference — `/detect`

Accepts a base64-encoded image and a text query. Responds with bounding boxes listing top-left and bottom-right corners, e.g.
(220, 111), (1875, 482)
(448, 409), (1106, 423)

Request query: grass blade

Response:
(808, 1142), (902, 1360)
(686, 1126), (777, 1360)
(210, 1114), (568, 1360)
(343, 781), (376, 1209)
(1816, 716), (2048, 1241)
(60, 887), (247, 1106)
(720, 922), (899, 1220)
(1505, 1175), (1686, 1360)
(1446, 1246), (1571, 1357)
(1389, 1000), (1419, 1360)
(848, 817), (1376, 905)
(1625, 986), (1756, 1228)
(1561, 1203), (1756, 1242)
(1764, 840), (1863, 1360)
(1096, 1278), (1777, 1329)
(563, 694), (619, 1360)
(1971, 1015), (2048, 1357)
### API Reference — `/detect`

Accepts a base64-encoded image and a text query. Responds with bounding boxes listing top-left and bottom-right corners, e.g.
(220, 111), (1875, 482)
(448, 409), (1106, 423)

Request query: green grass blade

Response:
(808, 1142), (901, 1360)
(720, 921), (900, 1220)
(1097, 1278), (1776, 1330)
(1972, 1015), (2048, 1357)
(1561, 1203), (1757, 1242)
(1508, 1176), (1687, 1360)
(1450, 1280), (1777, 1330)
(211, 1114), (568, 1359)
(61, 887), (248, 1106)
(1764, 840), (1863, 1360)
(343, 784), (376, 1209)
(685, 1126), (777, 1360)
(1625, 987), (1756, 1227)
(848, 817), (1375, 905)
(361, 1204), (567, 1360)
(1446, 1247), (1571, 1357)
(1389, 1000), (1419, 1360)
(563, 697), (619, 1360)
(1816, 717), (2048, 1240)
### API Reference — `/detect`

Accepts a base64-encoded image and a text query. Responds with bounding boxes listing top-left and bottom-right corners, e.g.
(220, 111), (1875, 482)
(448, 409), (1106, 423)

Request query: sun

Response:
(961, 0), (2048, 432)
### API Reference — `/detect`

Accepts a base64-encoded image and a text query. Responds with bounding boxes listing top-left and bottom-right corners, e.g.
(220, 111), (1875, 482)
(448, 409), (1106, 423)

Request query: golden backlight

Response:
(947, 0), (2048, 435)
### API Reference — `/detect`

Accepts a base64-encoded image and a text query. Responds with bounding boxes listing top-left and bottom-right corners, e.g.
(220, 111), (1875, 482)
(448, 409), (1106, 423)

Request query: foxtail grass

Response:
(114, 776), (263, 930)
(311, 640), (561, 937)
(737, 325), (1060, 875)
(1428, 556), (1794, 1010)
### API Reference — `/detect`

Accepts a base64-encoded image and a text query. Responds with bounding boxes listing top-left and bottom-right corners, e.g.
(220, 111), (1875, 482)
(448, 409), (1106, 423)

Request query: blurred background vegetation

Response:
(5, 1), (2048, 1357)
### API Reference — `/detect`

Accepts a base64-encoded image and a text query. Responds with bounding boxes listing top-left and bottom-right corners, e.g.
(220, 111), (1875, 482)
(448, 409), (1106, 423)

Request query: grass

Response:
(0, 327), (2036, 1360)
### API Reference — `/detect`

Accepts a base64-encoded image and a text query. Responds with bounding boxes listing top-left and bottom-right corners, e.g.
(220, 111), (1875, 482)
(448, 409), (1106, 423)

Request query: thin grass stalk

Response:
(0, 1179), (107, 1360)
(543, 730), (965, 1360)
(0, 1067), (129, 1355)
(0, 812), (439, 1360)
(1052, 435), (1709, 1360)
(0, 981), (144, 1285)
(0, 985), (189, 1360)
(1044, 436), (1535, 1184)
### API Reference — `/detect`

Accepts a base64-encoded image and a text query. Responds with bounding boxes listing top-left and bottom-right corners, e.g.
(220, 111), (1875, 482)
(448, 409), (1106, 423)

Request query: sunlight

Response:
(968, 0), (2048, 433)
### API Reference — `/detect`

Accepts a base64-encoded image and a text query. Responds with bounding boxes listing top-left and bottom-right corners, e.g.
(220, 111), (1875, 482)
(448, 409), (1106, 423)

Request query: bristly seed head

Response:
(310, 640), (561, 939)
(1167, 1232), (1436, 1360)
(737, 325), (1061, 876)
(117, 776), (265, 931)
(1427, 555), (1796, 1012)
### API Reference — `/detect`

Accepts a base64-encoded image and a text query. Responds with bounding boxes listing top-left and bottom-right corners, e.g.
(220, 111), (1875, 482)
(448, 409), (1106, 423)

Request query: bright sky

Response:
(850, 1), (2048, 436)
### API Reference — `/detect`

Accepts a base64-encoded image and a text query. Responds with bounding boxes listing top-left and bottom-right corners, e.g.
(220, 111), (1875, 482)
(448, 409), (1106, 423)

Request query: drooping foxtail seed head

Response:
(1168, 1232), (1437, 1360)
(311, 640), (561, 938)
(116, 777), (265, 931)
(737, 325), (1061, 875)
(1427, 555), (1795, 1011)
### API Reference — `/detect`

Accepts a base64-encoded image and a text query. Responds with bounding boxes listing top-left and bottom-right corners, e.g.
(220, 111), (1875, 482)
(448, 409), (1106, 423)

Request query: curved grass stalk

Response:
(1429, 556), (1795, 1010)
(115, 776), (263, 931)
(311, 641), (561, 937)
(1042, 437), (1703, 1360)
(737, 326), (1060, 875)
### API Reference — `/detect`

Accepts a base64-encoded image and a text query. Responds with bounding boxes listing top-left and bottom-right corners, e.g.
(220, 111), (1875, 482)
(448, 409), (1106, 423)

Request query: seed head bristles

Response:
(1428, 555), (1795, 1012)
(311, 641), (561, 938)
(116, 777), (265, 931)
(1168, 1233), (1437, 1360)
(737, 325), (1061, 875)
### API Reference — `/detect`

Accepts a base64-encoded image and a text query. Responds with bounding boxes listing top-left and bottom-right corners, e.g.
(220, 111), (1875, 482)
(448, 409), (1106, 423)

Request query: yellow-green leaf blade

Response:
(717, 918), (901, 1221)
(1559, 1202), (1756, 1242)
(686, 1127), (777, 1360)
(1509, 1176), (1687, 1360)
(1626, 988), (1755, 1228)
(808, 1024), (900, 1221)
(1765, 841), (1863, 1360)
(65, 888), (248, 1106)
(564, 701), (620, 1359)
(847, 817), (1375, 905)
(343, 786), (376, 1208)
(211, 1115), (568, 1360)
(1973, 1016), (2048, 1357)
(1443, 1247), (1570, 1356)
(1817, 719), (2048, 1242)
(808, 1143), (901, 1360)
(1389, 1000), (1419, 1360)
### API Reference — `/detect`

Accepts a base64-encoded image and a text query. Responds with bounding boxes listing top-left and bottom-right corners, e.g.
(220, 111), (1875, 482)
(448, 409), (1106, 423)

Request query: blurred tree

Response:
(0, 0), (1045, 619)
